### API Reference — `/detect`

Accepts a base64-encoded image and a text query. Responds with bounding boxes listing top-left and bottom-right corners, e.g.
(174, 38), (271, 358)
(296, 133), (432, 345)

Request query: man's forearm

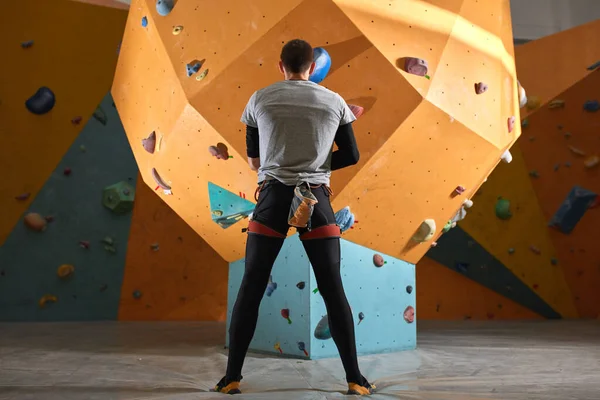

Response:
(331, 123), (360, 171)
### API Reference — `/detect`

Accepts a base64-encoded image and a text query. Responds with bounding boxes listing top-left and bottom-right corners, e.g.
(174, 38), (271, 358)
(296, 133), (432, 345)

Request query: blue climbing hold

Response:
(156, 0), (175, 16)
(583, 100), (599, 112)
(548, 186), (597, 234)
(265, 275), (277, 297)
(186, 62), (201, 77)
(587, 61), (600, 70)
(314, 314), (332, 340)
(141, 16), (148, 27)
(21, 40), (34, 49)
(334, 206), (355, 232)
(455, 262), (469, 274)
(208, 182), (255, 229)
(309, 47), (331, 84)
(25, 87), (55, 115)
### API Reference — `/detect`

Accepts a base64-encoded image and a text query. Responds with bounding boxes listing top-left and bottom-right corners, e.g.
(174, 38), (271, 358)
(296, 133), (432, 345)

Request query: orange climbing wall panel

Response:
(112, 0), (520, 265)
(69, 0), (130, 10)
(518, 71), (600, 318)
(119, 176), (228, 321)
(458, 144), (578, 318)
(417, 257), (543, 320)
(516, 19), (600, 120)
(0, 0), (127, 245)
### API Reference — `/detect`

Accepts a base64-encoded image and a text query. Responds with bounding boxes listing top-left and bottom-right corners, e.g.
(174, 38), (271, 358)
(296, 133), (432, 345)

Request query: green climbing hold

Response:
(522, 118), (529, 128)
(102, 181), (135, 214)
(93, 106), (107, 125)
(495, 198), (512, 220)
(312, 288), (319, 294)
(442, 220), (453, 233)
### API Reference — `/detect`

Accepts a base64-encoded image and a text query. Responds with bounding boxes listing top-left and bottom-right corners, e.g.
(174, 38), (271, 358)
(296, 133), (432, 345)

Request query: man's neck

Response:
(285, 74), (309, 81)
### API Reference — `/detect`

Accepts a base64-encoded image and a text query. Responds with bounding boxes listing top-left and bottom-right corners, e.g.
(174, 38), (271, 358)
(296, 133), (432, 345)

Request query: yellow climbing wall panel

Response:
(459, 144), (578, 318)
(113, 0), (520, 264)
(516, 19), (600, 120)
(0, 0), (127, 245)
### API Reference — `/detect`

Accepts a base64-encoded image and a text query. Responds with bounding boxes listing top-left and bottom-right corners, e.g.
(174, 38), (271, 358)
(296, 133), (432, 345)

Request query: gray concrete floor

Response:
(0, 320), (599, 399)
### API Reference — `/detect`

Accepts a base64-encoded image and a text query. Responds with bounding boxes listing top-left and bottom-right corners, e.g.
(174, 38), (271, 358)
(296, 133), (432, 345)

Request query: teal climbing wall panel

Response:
(208, 182), (255, 229)
(0, 93), (138, 321)
(226, 235), (417, 359)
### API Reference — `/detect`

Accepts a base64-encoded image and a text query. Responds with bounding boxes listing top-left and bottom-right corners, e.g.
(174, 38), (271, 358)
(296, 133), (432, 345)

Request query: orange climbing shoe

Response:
(347, 376), (376, 396)
(213, 376), (242, 395)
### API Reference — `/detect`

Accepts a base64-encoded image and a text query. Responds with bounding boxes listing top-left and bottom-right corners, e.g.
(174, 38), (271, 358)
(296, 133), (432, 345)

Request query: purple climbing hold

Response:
(296, 281), (305, 290)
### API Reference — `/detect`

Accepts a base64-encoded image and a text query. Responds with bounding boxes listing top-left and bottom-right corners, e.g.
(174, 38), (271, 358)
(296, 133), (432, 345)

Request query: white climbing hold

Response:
(518, 80), (527, 108)
(412, 219), (436, 242)
(501, 150), (513, 163)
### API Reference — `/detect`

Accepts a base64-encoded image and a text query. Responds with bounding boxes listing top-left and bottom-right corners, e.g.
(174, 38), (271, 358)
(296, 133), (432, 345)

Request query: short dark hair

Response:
(280, 39), (314, 74)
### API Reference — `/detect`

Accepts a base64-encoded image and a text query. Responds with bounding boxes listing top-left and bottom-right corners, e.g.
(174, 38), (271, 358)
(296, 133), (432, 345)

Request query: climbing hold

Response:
(39, 295), (57, 308)
(565, 162), (571, 167)
(25, 87), (55, 115)
(314, 314), (332, 340)
(196, 69), (209, 81)
(266, 275), (277, 296)
(372, 254), (385, 267)
(208, 143), (229, 160)
(404, 57), (428, 76)
(23, 212), (47, 232)
(508, 248), (515, 254)
(141, 16), (148, 27)
(142, 131), (156, 154)
(102, 236), (114, 246)
(309, 47), (331, 84)
(297, 341), (308, 356)
(529, 170), (540, 178)
(133, 290), (143, 299)
(80, 145), (86, 152)
(357, 312), (365, 325)
(152, 168), (172, 194)
(348, 104), (364, 119)
(495, 198), (512, 220)
(406, 285), (413, 294)
(403, 306), (415, 323)
(583, 100), (599, 112)
(21, 40), (34, 48)
(526, 96), (540, 110)
(442, 220), (453, 233)
(334, 206), (355, 232)
(507, 116), (516, 133)
(274, 342), (283, 354)
(451, 199), (473, 225)
(412, 219), (436, 242)
(150, 243), (160, 251)
(172, 25), (183, 35)
(568, 145), (585, 156)
(93, 106), (107, 125)
(296, 281), (305, 290)
(455, 262), (469, 273)
(103, 181), (135, 214)
(517, 80), (527, 108)
(564, 132), (572, 138)
(549, 185), (597, 234)
(57, 264), (75, 279)
(528, 136), (535, 141)
(584, 155), (599, 169)
(71, 116), (82, 125)
(522, 119), (529, 128)
(78, 240), (90, 249)
(501, 150), (513, 163)
(15, 192), (31, 201)
(281, 308), (292, 324)
(551, 258), (558, 265)
(186, 61), (203, 77)
(474, 82), (488, 94)
(587, 61), (600, 70)
(529, 245), (541, 255)
(548, 99), (565, 109)
(454, 185), (466, 195)
(554, 164), (560, 171)
(99, 284), (108, 292)
(156, 0), (175, 16)
(430, 241), (437, 248)
(63, 167), (72, 176)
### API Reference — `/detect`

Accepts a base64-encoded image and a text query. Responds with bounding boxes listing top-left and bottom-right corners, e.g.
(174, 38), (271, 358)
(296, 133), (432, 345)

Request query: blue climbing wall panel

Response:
(208, 182), (255, 229)
(226, 235), (417, 359)
(0, 93), (138, 321)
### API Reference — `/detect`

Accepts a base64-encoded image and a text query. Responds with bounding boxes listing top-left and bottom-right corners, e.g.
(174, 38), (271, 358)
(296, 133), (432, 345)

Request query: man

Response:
(214, 39), (374, 396)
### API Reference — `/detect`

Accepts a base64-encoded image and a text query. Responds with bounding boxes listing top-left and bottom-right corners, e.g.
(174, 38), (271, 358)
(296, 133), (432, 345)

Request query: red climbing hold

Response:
(404, 57), (428, 77)
(79, 240), (90, 249)
(507, 116), (516, 133)
(475, 82), (488, 94)
(15, 192), (31, 201)
(454, 185), (466, 195)
(142, 131), (156, 154)
(281, 308), (292, 324)
(71, 116), (82, 125)
(403, 305), (415, 323)
(348, 104), (364, 119)
(373, 254), (385, 267)
(208, 142), (230, 160)
(63, 167), (72, 176)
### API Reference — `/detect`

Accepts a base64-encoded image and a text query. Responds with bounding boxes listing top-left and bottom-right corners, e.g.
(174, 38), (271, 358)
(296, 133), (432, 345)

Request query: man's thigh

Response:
(251, 181), (294, 236)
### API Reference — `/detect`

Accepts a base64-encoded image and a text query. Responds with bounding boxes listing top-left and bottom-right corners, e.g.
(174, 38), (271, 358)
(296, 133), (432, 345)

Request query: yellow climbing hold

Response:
(526, 96), (540, 110)
(39, 294), (58, 308)
(57, 264), (75, 279)
(584, 155), (599, 168)
(212, 210), (223, 217)
(172, 25), (183, 35)
(412, 219), (436, 242)
(196, 69), (209, 81)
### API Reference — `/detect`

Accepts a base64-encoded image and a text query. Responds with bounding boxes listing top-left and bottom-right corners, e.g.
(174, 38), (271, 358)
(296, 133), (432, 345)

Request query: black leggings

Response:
(226, 181), (363, 383)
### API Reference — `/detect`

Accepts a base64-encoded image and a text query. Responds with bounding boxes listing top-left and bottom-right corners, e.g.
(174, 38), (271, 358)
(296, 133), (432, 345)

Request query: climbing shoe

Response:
(212, 376), (242, 395)
(347, 376), (376, 395)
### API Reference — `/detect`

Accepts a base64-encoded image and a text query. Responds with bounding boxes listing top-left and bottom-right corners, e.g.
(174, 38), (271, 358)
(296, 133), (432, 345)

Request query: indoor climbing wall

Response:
(417, 20), (600, 320)
(112, 0), (521, 266)
(226, 235), (416, 359)
(0, 93), (138, 321)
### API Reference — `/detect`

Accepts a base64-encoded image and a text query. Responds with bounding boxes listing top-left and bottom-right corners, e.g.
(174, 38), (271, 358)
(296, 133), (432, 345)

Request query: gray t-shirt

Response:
(241, 80), (356, 186)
